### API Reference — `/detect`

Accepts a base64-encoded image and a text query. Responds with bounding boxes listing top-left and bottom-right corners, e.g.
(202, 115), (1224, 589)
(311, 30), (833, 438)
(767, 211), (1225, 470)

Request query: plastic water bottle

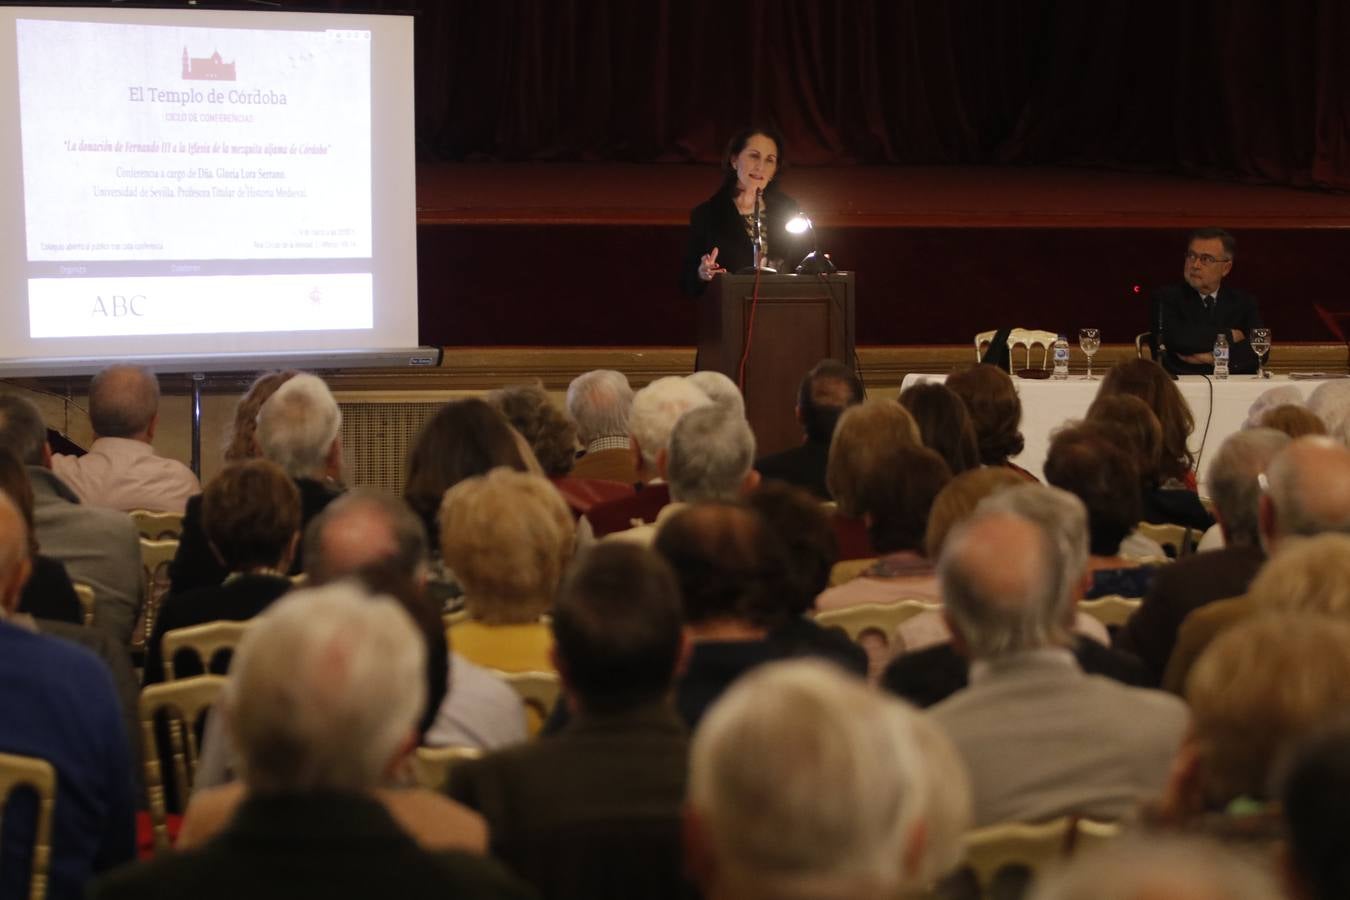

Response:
(1052, 335), (1069, 380)
(1213, 333), (1229, 380)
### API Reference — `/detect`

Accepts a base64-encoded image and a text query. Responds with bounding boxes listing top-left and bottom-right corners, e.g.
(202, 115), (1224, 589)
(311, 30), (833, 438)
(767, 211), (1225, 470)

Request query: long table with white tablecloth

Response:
(899, 374), (1338, 493)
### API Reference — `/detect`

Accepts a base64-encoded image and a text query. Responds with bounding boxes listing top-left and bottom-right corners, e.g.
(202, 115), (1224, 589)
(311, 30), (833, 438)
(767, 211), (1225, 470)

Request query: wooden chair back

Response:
(139, 675), (227, 853)
(161, 620), (252, 682)
(72, 582), (95, 627)
(1078, 595), (1141, 629)
(814, 599), (943, 647)
(1135, 522), (1194, 559)
(129, 509), (184, 541)
(138, 538), (179, 648)
(975, 328), (1058, 370)
(411, 746), (483, 791)
(493, 669), (561, 737)
(0, 752), (57, 900)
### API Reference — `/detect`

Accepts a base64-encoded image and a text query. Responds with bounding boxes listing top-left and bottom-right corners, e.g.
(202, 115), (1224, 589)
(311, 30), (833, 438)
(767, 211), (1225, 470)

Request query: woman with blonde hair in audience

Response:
(945, 364), (1038, 481)
(1086, 394), (1213, 532)
(922, 466), (1026, 559)
(1094, 358), (1197, 489)
(898, 382), (980, 475)
(221, 370), (298, 462)
(1259, 403), (1328, 440)
(824, 399), (921, 560)
(1151, 614), (1350, 855)
(439, 468), (575, 673)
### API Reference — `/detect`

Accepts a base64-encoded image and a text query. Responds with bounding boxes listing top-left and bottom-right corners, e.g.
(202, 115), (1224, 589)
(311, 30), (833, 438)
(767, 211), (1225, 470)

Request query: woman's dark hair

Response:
(403, 399), (528, 547)
(746, 482), (838, 616)
(1044, 424), (1142, 557)
(1096, 359), (1195, 483)
(946, 364), (1026, 466)
(858, 444), (953, 555)
(0, 448), (38, 556)
(1086, 393), (1164, 489)
(899, 383), (981, 476)
(721, 125), (786, 192)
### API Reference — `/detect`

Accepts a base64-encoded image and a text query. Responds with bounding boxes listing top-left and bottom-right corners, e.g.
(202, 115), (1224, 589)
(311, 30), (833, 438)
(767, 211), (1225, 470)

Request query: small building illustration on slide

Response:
(182, 47), (236, 81)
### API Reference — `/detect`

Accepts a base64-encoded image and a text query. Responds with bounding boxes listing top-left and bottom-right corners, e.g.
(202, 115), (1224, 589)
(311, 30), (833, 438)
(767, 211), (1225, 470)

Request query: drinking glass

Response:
(1078, 328), (1101, 380)
(1250, 327), (1271, 378)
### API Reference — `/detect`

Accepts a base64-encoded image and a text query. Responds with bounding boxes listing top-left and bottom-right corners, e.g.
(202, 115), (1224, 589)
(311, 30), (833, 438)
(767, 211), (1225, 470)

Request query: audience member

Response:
(1095, 358), (1197, 487)
(1119, 428), (1289, 684)
(824, 399), (921, 560)
(653, 502), (794, 729)
(585, 376), (710, 537)
(607, 403), (757, 544)
(0, 394), (141, 643)
(927, 507), (1187, 826)
(686, 370), (746, 418)
(1154, 615), (1350, 851)
(1030, 836), (1281, 900)
(96, 586), (531, 900)
(685, 660), (933, 900)
(884, 485), (1143, 708)
(1043, 423), (1158, 597)
(51, 365), (199, 513)
(449, 542), (692, 900)
(1259, 403), (1327, 439)
(921, 466), (1026, 559)
(1086, 393), (1213, 531)
(1243, 384), (1305, 429)
(898, 381), (980, 475)
(170, 373), (343, 594)
(221, 370), (298, 462)
(441, 468), (574, 673)
(0, 491), (135, 900)
(142, 461), (299, 685)
(754, 358), (863, 501)
(1306, 379), (1350, 446)
(1278, 719), (1350, 900)
(1165, 436), (1350, 692)
(565, 369), (637, 484)
(945, 364), (1037, 481)
(745, 483), (867, 676)
(0, 448), (81, 623)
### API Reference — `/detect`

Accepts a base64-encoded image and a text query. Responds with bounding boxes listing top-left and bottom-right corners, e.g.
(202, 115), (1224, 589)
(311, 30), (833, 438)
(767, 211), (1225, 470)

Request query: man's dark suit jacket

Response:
(168, 477), (340, 594)
(1116, 543), (1266, 685)
(448, 703), (690, 900)
(1152, 282), (1263, 375)
(881, 637), (1149, 709)
(584, 483), (671, 538)
(756, 439), (831, 500)
(91, 791), (535, 900)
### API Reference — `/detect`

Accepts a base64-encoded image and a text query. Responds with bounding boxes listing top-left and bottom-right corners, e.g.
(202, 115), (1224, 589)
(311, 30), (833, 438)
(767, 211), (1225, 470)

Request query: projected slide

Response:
(16, 17), (374, 338)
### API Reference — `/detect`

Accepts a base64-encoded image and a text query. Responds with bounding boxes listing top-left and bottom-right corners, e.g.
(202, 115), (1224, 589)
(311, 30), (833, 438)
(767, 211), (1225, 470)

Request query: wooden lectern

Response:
(697, 272), (855, 456)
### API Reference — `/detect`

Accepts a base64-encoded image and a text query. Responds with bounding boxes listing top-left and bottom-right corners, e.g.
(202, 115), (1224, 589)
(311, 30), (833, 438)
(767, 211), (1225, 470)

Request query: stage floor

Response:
(417, 162), (1350, 228)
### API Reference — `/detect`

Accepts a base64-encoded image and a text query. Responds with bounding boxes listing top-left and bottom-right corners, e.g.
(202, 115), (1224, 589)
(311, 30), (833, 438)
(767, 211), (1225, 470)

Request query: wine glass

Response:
(1078, 328), (1101, 380)
(1250, 327), (1272, 378)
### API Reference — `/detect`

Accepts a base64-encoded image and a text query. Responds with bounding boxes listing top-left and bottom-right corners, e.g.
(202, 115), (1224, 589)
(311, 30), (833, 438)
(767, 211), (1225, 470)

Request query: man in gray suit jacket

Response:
(927, 490), (1189, 827)
(0, 395), (141, 644)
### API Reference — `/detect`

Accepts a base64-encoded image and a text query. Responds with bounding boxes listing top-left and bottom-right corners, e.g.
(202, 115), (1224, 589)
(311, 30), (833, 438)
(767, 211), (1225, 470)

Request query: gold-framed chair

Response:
(1135, 522), (1194, 558)
(161, 620), (252, 682)
(1078, 595), (1141, 629)
(492, 669), (562, 737)
(411, 745), (483, 791)
(139, 675), (227, 853)
(813, 599), (943, 646)
(975, 328), (1059, 370)
(827, 557), (877, 587)
(129, 509), (184, 541)
(960, 817), (1074, 896)
(0, 752), (58, 900)
(72, 582), (95, 627)
(1134, 331), (1156, 360)
(138, 538), (179, 648)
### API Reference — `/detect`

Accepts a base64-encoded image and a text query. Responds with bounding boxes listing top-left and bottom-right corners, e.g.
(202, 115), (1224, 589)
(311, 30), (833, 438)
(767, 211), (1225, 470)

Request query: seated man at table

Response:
(1151, 226), (1263, 375)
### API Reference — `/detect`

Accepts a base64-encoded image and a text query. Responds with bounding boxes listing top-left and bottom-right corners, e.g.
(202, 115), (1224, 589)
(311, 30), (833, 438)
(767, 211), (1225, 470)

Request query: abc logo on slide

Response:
(90, 295), (147, 317)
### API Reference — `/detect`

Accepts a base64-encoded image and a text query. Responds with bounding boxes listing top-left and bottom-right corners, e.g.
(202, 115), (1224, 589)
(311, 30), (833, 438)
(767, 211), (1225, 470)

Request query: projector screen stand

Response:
(190, 372), (205, 479)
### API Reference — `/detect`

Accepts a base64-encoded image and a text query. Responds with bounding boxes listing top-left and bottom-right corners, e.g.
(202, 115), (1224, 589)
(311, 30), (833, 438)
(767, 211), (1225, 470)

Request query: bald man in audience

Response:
(928, 508), (1188, 826)
(1119, 428), (1289, 684)
(755, 359), (863, 500)
(94, 587), (532, 900)
(566, 369), (638, 484)
(685, 660), (934, 900)
(448, 542), (692, 900)
(585, 376), (711, 537)
(1164, 435), (1350, 692)
(51, 365), (199, 513)
(0, 394), (142, 644)
(0, 491), (136, 899)
(169, 372), (344, 594)
(606, 403), (758, 545)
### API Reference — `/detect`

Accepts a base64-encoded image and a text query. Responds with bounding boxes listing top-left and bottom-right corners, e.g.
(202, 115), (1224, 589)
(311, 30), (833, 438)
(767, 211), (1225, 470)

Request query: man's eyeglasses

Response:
(1185, 251), (1231, 265)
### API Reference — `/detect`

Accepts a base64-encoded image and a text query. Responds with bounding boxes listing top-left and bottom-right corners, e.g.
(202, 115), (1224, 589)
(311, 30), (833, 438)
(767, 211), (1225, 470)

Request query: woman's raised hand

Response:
(698, 247), (725, 281)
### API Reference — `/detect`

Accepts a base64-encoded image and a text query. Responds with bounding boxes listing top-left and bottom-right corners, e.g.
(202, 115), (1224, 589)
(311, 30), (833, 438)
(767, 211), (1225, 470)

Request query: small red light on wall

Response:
(1132, 285), (1141, 294)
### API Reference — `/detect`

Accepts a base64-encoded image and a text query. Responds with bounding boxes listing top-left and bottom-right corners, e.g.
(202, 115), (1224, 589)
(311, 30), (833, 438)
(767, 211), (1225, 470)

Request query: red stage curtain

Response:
(314, 0), (1349, 189)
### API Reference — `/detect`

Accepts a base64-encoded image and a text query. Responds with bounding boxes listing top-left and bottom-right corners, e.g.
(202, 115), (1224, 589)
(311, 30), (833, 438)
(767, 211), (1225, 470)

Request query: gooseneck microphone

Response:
(751, 188), (764, 270)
